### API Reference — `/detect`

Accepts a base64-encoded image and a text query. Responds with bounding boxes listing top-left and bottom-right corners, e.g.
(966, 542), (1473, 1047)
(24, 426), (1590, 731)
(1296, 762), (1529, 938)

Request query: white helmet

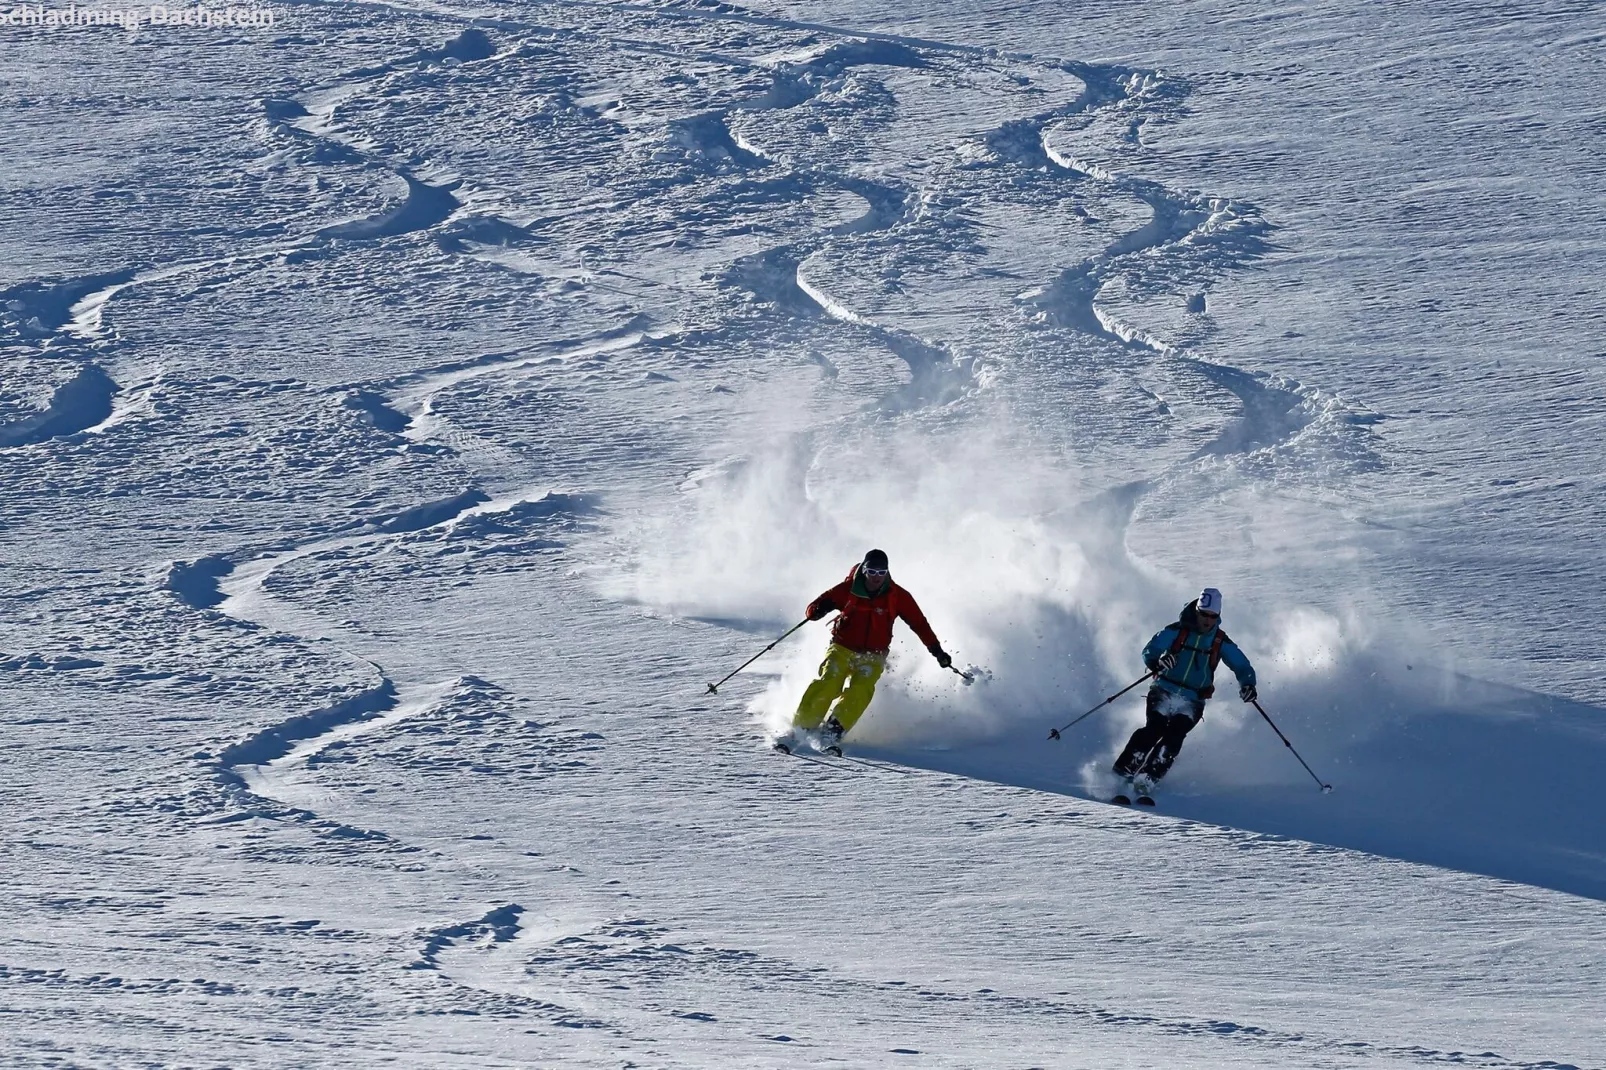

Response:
(1197, 587), (1223, 616)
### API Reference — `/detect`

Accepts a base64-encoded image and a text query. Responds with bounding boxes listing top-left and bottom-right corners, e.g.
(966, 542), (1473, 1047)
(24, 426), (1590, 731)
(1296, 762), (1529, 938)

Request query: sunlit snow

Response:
(3, 0), (1603, 1066)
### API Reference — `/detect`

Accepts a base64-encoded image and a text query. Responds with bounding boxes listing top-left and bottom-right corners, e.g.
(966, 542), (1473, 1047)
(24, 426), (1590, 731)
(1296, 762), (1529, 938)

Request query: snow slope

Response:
(2, 0), (1603, 1066)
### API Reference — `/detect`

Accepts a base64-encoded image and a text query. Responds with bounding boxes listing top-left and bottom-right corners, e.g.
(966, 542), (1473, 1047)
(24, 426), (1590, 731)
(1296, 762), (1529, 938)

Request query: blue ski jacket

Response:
(1142, 620), (1256, 701)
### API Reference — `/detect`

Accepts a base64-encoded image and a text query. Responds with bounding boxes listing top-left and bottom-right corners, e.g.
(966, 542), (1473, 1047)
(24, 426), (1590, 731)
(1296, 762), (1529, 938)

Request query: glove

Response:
(1240, 684), (1257, 703)
(929, 644), (953, 669)
(807, 598), (836, 621)
(1155, 652), (1178, 672)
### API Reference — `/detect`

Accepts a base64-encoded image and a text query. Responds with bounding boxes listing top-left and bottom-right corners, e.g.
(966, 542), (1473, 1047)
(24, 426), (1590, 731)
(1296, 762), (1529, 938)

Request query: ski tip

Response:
(771, 741), (792, 755)
(1111, 794), (1132, 806)
(1136, 796), (1156, 807)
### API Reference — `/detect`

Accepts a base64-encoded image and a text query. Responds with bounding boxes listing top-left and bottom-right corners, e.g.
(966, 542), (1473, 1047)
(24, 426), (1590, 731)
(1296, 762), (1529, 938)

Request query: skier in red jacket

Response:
(781, 549), (952, 752)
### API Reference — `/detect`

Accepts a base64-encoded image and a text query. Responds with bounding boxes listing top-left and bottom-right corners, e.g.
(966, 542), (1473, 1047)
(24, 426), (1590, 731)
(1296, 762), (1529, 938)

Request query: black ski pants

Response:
(1112, 686), (1205, 782)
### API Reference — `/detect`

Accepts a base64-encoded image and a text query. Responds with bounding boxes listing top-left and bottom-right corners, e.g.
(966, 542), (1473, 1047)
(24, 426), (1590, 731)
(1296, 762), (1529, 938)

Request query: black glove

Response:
(807, 598), (836, 621)
(1156, 652), (1178, 672)
(1239, 684), (1257, 703)
(929, 644), (953, 669)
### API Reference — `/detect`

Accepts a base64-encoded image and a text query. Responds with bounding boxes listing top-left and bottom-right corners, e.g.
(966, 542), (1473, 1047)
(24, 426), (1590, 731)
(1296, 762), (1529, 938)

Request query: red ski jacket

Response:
(807, 566), (940, 655)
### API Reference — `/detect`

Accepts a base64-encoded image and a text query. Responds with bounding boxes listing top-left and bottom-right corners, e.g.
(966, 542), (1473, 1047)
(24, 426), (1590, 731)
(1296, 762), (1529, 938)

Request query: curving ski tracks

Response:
(8, 3), (1591, 1065)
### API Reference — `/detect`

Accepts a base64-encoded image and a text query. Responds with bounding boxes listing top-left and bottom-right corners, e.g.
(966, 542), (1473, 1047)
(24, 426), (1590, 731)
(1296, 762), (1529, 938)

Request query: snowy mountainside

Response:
(2, 0), (1603, 1066)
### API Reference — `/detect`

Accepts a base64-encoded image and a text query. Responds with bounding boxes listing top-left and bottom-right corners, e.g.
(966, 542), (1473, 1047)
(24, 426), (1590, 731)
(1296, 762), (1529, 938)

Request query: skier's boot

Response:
(820, 716), (846, 757)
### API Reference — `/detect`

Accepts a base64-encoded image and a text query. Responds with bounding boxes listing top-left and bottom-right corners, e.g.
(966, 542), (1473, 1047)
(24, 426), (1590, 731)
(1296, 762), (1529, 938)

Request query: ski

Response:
(1136, 796), (1156, 807)
(1112, 794), (1132, 806)
(772, 741), (906, 775)
(831, 751), (912, 776)
(773, 742), (856, 772)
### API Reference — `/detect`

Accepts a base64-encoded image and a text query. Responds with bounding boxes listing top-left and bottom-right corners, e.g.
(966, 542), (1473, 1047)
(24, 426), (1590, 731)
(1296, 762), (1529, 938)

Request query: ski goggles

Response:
(861, 566), (889, 577)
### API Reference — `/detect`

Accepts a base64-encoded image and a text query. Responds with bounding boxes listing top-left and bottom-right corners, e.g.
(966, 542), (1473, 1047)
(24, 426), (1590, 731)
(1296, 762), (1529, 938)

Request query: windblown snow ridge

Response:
(0, 269), (139, 339)
(411, 903), (524, 970)
(318, 172), (463, 241)
(341, 389), (411, 433)
(0, 364), (118, 449)
(370, 488), (492, 534)
(164, 556), (236, 610)
(215, 677), (399, 783)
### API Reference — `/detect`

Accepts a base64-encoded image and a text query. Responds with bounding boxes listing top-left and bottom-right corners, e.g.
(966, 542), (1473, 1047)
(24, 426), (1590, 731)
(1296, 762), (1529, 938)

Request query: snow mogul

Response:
(781, 549), (952, 754)
(1113, 587), (1257, 793)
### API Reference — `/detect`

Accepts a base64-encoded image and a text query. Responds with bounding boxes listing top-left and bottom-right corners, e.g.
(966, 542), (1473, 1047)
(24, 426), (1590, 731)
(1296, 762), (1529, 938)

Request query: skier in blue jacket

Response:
(1113, 587), (1257, 787)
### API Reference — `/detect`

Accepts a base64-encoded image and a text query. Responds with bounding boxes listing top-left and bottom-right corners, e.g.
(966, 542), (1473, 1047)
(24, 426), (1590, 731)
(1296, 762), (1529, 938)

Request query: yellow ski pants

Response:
(793, 643), (887, 734)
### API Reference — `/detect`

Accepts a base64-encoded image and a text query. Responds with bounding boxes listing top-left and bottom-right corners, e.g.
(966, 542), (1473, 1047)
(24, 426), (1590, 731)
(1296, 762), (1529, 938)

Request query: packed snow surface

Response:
(2, 0), (1603, 1066)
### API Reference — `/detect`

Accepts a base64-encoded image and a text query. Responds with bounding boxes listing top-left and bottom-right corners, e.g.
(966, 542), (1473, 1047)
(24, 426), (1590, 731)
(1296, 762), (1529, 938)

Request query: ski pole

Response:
(1250, 698), (1333, 793)
(1048, 670), (1157, 740)
(705, 619), (808, 695)
(948, 664), (975, 684)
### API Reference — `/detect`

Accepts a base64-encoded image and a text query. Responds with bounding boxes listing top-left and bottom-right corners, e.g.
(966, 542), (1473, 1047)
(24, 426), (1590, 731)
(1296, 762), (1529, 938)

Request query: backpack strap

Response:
(1163, 626), (1227, 698)
(1197, 630), (1227, 698)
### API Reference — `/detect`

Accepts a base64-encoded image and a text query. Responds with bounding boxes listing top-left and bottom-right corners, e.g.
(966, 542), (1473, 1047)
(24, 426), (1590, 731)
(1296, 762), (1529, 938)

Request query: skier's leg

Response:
(826, 652), (886, 734)
(1114, 726), (1162, 777)
(1113, 688), (1169, 776)
(1139, 700), (1204, 782)
(793, 645), (852, 729)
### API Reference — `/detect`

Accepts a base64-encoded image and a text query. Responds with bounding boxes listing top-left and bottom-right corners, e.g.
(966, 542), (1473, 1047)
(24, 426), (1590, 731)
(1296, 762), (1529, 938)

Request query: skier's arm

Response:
(1142, 628), (1177, 670)
(895, 591), (942, 651)
(806, 580), (852, 621)
(1220, 641), (1256, 688)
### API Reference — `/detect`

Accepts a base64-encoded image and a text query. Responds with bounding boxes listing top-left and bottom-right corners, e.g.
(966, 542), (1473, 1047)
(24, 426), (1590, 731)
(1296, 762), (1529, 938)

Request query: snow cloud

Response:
(608, 389), (1470, 801)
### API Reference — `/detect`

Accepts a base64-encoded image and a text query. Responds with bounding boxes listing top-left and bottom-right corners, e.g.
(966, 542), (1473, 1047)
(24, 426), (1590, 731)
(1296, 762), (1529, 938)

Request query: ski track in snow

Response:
(0, 1), (1254, 451)
(593, 0), (1354, 460)
(0, 24), (494, 454)
(191, 475), (638, 1032)
(384, 321), (654, 445)
(433, 903), (1598, 1070)
(1017, 76), (1334, 468)
(0, 8), (1435, 809)
(646, 28), (981, 412)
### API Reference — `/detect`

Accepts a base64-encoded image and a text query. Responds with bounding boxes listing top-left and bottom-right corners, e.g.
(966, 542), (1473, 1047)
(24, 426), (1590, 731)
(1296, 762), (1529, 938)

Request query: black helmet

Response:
(863, 548), (889, 571)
